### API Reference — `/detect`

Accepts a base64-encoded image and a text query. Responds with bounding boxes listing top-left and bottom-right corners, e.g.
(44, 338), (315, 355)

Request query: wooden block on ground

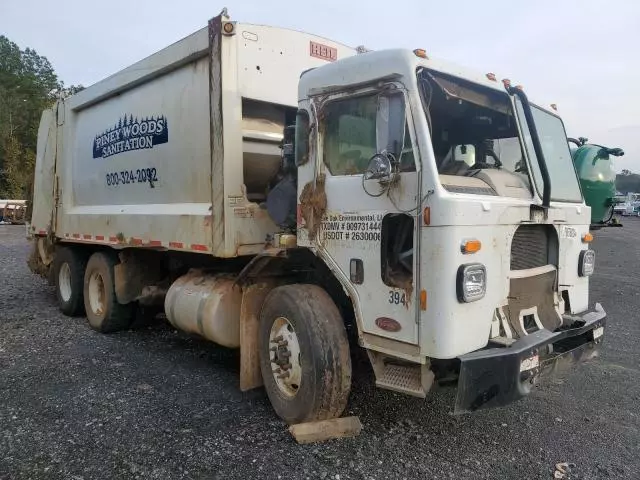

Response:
(289, 416), (363, 444)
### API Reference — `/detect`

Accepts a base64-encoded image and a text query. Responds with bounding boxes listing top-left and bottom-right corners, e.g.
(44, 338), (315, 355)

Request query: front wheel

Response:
(258, 284), (352, 424)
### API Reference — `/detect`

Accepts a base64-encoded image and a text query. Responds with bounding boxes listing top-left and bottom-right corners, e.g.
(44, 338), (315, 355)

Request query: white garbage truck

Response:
(29, 11), (606, 424)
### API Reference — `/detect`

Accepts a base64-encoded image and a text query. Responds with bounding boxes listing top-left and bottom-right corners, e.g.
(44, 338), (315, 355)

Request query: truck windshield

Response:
(514, 99), (583, 202)
(417, 70), (533, 198)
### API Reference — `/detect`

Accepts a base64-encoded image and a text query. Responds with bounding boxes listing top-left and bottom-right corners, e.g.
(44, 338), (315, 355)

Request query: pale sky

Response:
(3, 0), (639, 171)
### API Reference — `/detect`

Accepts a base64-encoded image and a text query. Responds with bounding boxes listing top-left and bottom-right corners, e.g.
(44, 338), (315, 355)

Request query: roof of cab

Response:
(299, 48), (513, 100)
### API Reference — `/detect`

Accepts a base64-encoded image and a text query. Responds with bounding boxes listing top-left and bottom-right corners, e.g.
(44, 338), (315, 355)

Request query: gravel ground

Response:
(1, 223), (639, 480)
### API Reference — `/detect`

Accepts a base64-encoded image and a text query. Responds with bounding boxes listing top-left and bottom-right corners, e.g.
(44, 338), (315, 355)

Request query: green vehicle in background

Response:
(569, 137), (624, 228)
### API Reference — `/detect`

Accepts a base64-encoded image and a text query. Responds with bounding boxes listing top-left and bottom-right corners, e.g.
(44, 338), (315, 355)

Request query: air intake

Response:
(510, 225), (550, 270)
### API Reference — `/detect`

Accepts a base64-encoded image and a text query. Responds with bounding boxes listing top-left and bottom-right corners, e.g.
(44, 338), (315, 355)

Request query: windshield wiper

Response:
(506, 86), (551, 208)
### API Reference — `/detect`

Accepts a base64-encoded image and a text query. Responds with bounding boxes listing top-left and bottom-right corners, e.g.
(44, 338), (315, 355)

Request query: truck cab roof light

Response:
(550, 103), (558, 111)
(413, 49), (429, 59)
(502, 78), (511, 88)
(486, 73), (497, 81)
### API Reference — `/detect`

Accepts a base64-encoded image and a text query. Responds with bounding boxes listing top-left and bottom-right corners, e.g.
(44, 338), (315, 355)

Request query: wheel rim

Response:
(88, 271), (106, 317)
(58, 263), (72, 302)
(269, 316), (302, 397)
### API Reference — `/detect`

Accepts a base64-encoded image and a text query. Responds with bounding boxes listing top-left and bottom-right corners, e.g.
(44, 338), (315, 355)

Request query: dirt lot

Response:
(1, 223), (639, 479)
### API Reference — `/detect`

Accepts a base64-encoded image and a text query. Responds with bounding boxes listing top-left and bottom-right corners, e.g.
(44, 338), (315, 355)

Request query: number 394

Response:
(388, 290), (407, 306)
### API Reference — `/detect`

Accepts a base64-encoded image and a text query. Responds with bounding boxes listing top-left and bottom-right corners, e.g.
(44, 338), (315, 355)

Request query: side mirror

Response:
(364, 153), (393, 182)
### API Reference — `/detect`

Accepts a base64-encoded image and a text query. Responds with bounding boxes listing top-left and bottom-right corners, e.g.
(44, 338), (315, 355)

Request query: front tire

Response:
(54, 246), (87, 316)
(258, 284), (352, 424)
(83, 251), (134, 333)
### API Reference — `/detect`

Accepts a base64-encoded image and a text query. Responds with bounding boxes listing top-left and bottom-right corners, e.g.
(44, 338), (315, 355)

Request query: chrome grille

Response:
(511, 225), (549, 270)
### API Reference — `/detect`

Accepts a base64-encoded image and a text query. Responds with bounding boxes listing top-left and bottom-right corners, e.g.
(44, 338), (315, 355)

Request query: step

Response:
(375, 363), (428, 398)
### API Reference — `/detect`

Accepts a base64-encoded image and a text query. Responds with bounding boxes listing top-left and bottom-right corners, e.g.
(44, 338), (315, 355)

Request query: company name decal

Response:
(93, 115), (168, 159)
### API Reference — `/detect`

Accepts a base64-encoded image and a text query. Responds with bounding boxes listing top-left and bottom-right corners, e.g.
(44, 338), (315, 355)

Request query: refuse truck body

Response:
(29, 13), (606, 424)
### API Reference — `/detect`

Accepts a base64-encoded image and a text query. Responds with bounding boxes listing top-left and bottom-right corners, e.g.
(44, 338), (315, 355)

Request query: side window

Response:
(398, 123), (416, 172)
(323, 95), (378, 175)
(322, 92), (416, 175)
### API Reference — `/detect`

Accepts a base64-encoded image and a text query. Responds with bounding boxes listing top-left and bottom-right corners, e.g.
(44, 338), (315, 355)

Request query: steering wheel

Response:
(470, 149), (502, 170)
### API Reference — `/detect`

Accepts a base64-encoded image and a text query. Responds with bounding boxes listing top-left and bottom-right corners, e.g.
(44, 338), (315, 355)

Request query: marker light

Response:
(461, 239), (482, 254)
(413, 49), (429, 59)
(423, 207), (431, 226)
(582, 232), (593, 243)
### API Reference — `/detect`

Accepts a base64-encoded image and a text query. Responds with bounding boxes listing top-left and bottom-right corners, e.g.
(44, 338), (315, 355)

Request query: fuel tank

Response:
(164, 271), (241, 348)
(570, 139), (624, 225)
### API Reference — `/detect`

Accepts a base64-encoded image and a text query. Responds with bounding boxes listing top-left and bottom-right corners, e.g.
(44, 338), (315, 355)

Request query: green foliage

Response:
(616, 172), (640, 194)
(0, 35), (82, 200)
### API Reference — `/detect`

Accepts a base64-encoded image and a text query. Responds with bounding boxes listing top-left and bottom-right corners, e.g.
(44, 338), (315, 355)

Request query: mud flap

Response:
(455, 304), (606, 414)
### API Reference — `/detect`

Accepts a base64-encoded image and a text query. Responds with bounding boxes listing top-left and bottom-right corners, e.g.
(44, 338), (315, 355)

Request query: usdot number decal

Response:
(321, 213), (383, 243)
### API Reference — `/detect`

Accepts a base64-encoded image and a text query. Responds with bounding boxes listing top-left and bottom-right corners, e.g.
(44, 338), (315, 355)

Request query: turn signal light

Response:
(461, 239), (482, 254)
(420, 289), (427, 311)
(582, 232), (593, 243)
(413, 49), (429, 59)
(423, 207), (431, 226)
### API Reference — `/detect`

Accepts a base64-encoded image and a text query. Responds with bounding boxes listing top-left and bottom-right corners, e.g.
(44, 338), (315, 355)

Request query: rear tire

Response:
(83, 251), (134, 333)
(54, 246), (87, 317)
(258, 284), (352, 424)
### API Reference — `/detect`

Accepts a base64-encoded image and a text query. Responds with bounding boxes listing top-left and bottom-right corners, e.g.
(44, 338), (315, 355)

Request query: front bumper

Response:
(455, 303), (606, 413)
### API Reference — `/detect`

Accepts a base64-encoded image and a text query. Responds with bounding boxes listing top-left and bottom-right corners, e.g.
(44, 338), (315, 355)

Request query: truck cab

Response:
(287, 48), (605, 412)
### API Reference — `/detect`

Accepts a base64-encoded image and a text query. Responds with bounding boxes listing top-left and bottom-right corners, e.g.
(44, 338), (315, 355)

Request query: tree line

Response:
(0, 35), (82, 200)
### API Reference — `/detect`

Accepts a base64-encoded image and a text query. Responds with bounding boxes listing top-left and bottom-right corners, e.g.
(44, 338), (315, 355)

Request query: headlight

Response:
(579, 249), (595, 276)
(457, 263), (486, 302)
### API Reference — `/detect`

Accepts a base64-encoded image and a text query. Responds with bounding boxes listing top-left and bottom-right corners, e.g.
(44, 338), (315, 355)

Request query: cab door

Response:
(307, 85), (421, 345)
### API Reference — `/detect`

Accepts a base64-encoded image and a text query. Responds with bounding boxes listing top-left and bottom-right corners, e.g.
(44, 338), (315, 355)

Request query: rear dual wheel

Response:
(54, 247), (87, 317)
(54, 247), (137, 332)
(83, 251), (135, 333)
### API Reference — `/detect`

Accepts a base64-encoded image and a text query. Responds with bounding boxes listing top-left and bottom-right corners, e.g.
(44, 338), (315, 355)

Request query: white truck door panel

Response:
(314, 88), (420, 344)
